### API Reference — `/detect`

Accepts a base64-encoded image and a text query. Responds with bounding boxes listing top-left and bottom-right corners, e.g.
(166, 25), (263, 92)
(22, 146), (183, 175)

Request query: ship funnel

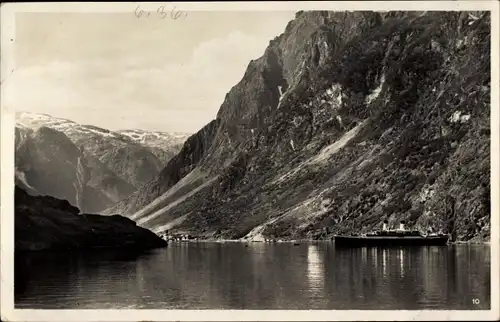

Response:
(399, 221), (405, 231)
(383, 220), (388, 231)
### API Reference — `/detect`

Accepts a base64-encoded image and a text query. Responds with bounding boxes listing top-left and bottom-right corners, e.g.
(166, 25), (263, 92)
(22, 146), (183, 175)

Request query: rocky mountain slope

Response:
(106, 11), (491, 243)
(15, 186), (167, 251)
(15, 113), (189, 212)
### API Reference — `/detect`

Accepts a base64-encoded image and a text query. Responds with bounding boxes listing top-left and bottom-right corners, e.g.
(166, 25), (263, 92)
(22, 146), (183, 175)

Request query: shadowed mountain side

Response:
(82, 151), (137, 204)
(15, 187), (167, 252)
(15, 126), (123, 213)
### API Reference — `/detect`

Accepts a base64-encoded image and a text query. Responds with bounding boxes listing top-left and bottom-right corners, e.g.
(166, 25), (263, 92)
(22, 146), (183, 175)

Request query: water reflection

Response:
(15, 243), (490, 310)
(399, 248), (404, 278)
(382, 248), (387, 277)
(307, 244), (324, 297)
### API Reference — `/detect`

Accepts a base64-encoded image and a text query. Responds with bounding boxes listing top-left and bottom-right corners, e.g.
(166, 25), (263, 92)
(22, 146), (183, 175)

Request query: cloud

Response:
(9, 30), (276, 133)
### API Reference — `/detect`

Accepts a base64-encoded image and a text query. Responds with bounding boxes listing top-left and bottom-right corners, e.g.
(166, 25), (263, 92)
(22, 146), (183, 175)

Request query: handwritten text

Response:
(134, 5), (188, 20)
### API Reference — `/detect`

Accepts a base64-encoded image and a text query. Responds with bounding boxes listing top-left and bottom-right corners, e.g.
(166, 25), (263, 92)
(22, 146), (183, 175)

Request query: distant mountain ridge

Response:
(15, 112), (190, 212)
(16, 112), (189, 166)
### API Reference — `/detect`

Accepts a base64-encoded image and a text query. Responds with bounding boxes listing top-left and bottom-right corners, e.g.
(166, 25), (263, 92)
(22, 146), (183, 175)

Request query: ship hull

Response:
(334, 235), (449, 247)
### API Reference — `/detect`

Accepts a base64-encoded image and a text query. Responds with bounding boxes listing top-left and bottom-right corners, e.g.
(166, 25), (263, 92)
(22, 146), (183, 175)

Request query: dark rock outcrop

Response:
(106, 11), (491, 242)
(15, 187), (167, 252)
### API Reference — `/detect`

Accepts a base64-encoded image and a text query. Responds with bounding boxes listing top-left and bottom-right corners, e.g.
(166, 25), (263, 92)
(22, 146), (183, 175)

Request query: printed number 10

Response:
(472, 298), (480, 305)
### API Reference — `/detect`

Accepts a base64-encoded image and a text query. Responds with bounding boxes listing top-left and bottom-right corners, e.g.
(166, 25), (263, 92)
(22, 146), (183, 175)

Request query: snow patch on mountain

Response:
(16, 112), (190, 148)
(117, 129), (191, 147)
(17, 112), (118, 139)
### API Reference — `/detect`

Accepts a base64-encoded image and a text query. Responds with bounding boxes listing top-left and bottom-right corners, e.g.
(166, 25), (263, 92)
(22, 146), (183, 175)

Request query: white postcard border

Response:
(1, 1), (498, 321)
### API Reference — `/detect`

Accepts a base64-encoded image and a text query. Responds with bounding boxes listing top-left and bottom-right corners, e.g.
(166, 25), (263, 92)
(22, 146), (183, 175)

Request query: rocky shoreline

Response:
(15, 187), (167, 252)
(160, 236), (490, 245)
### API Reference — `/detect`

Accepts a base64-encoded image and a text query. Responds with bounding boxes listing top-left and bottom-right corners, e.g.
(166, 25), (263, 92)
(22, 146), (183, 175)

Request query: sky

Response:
(11, 11), (295, 133)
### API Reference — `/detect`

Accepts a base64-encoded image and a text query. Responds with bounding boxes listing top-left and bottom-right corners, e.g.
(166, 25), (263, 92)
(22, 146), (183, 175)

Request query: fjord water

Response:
(15, 243), (490, 310)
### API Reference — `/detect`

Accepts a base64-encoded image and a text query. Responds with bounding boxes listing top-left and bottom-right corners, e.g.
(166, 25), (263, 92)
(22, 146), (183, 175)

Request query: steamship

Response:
(333, 221), (449, 247)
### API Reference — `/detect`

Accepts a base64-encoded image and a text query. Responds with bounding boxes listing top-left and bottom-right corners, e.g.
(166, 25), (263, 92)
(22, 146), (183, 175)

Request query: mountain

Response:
(105, 11), (491, 243)
(16, 112), (189, 188)
(15, 186), (167, 251)
(116, 129), (190, 164)
(15, 113), (190, 211)
(15, 125), (126, 213)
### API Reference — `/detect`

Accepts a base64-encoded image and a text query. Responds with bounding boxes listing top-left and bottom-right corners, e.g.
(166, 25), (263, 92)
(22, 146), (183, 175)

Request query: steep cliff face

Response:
(108, 11), (491, 242)
(16, 126), (85, 206)
(74, 150), (89, 212)
(15, 187), (167, 251)
(15, 126), (127, 213)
